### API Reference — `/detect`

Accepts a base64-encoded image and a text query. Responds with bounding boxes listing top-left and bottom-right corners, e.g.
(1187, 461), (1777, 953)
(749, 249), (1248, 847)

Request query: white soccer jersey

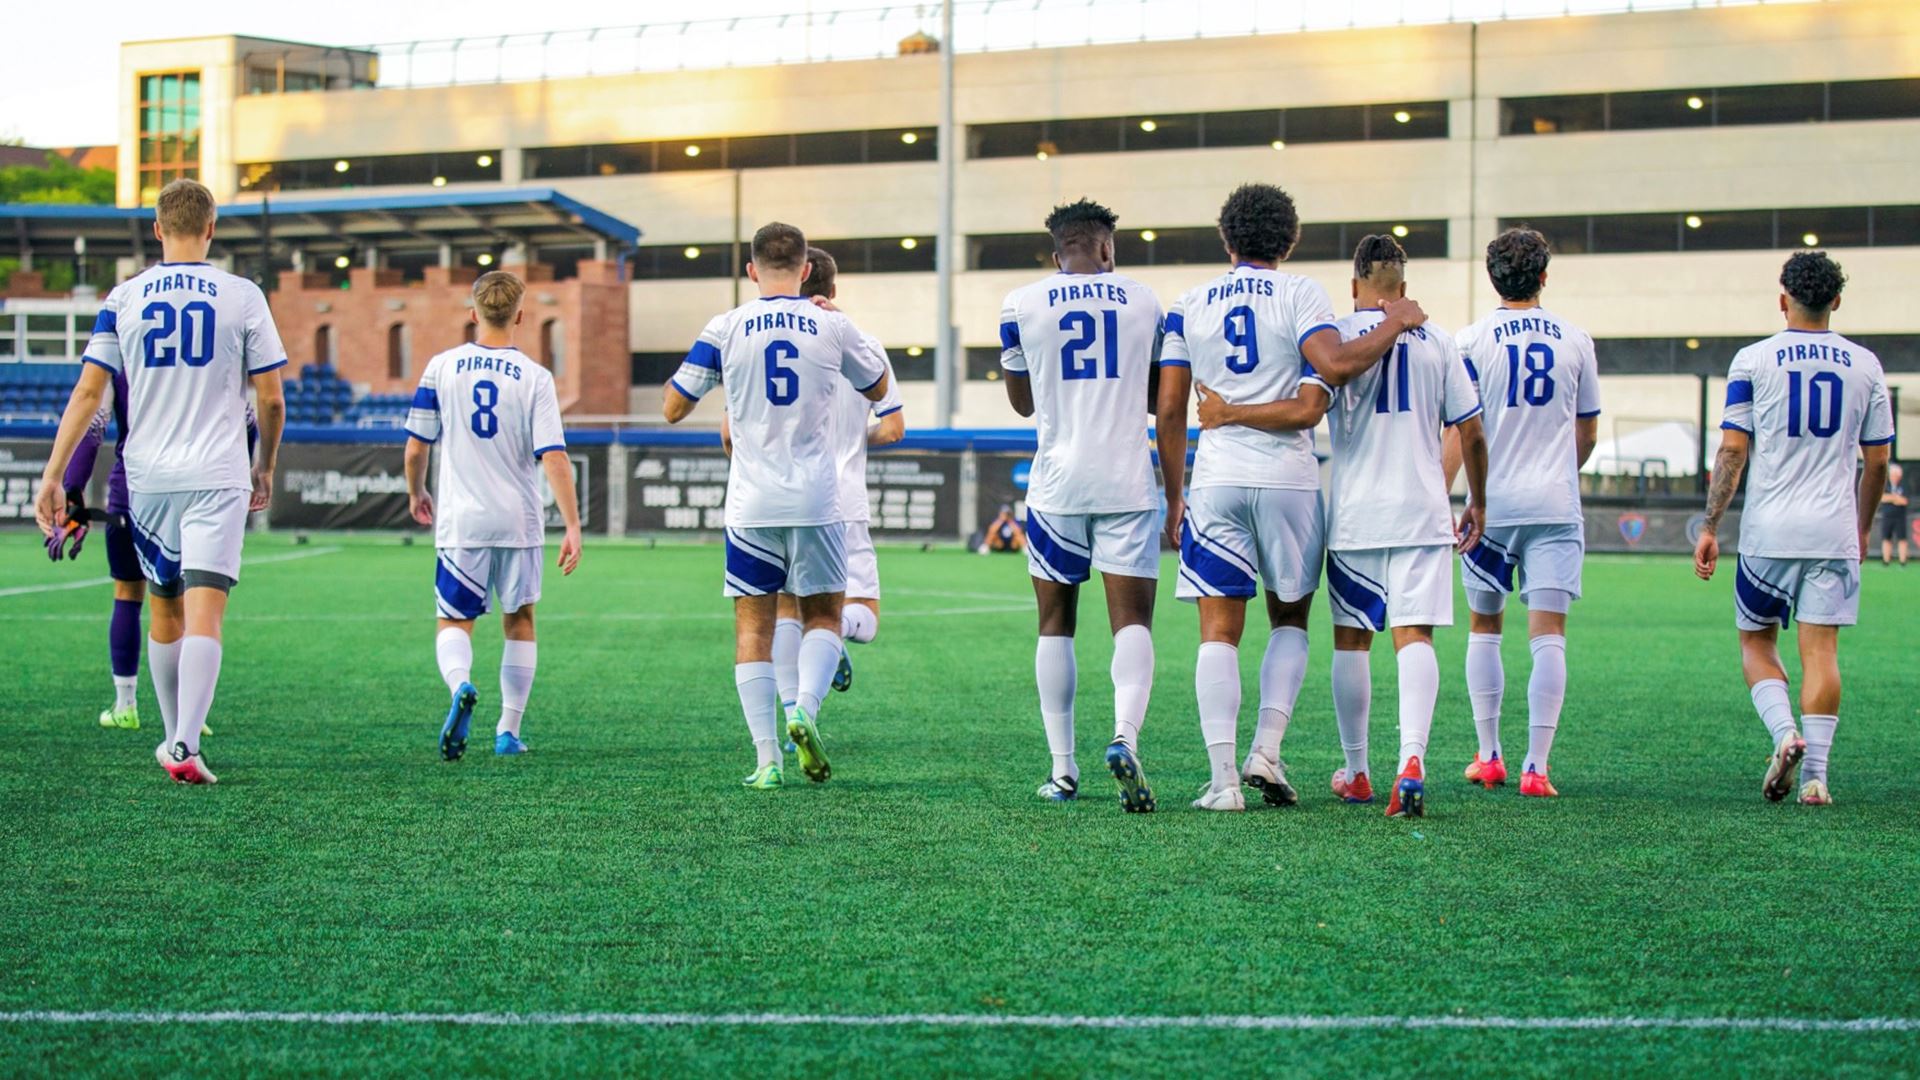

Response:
(1456, 305), (1601, 527)
(1721, 329), (1894, 559)
(832, 345), (902, 525)
(1162, 265), (1338, 491)
(999, 272), (1162, 515)
(1326, 311), (1482, 550)
(405, 344), (566, 548)
(671, 296), (888, 528)
(82, 261), (286, 494)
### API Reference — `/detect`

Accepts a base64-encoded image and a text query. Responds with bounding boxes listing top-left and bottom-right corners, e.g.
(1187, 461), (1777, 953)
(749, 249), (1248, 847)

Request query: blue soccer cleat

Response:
(1036, 774), (1079, 801)
(494, 732), (528, 756)
(440, 682), (477, 762)
(832, 649), (854, 693)
(1105, 739), (1156, 813)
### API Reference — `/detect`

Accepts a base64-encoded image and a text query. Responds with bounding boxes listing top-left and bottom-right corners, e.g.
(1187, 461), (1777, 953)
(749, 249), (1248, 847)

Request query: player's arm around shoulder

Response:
(869, 365), (906, 447)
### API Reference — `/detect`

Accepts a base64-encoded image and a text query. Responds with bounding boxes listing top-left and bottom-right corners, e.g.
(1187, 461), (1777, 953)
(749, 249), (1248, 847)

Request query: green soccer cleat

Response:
(98, 706), (140, 731)
(787, 707), (832, 783)
(742, 762), (784, 789)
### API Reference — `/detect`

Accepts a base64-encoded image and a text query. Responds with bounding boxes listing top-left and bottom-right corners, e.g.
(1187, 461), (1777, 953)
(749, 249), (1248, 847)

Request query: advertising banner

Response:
(626, 447), (961, 538)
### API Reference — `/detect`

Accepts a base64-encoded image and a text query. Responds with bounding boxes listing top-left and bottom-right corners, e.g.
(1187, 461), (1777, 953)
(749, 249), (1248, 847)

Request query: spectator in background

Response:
(982, 504), (1026, 555)
(1880, 462), (1909, 567)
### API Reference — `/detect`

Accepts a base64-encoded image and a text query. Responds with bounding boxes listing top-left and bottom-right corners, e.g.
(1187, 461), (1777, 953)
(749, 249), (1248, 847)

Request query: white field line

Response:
(0, 603), (1030, 623)
(0, 1010), (1915, 1033)
(0, 547), (342, 599)
(890, 587), (1032, 603)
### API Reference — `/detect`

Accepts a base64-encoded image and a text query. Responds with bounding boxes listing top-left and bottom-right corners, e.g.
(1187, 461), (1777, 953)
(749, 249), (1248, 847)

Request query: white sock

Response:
(1195, 642), (1241, 792)
(1801, 714), (1836, 783)
(174, 635), (222, 756)
(1466, 632), (1504, 760)
(1332, 649), (1371, 777)
(734, 661), (781, 768)
(1750, 679), (1798, 746)
(840, 604), (877, 645)
(498, 639), (536, 738)
(1252, 626), (1308, 759)
(113, 675), (138, 713)
(148, 636), (181, 748)
(1525, 634), (1566, 774)
(435, 626), (473, 695)
(1111, 624), (1154, 749)
(1397, 640), (1438, 772)
(796, 628), (841, 717)
(772, 617), (803, 709)
(1036, 636), (1077, 781)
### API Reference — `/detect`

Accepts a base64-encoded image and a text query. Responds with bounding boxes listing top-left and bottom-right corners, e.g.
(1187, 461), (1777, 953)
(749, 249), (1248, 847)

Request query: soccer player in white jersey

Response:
(1448, 227), (1601, 798)
(1198, 236), (1487, 817)
(403, 271), (583, 761)
(1695, 252), (1893, 806)
(35, 179), (286, 785)
(1157, 188), (1430, 813)
(1000, 199), (1166, 812)
(762, 248), (904, 718)
(663, 223), (891, 789)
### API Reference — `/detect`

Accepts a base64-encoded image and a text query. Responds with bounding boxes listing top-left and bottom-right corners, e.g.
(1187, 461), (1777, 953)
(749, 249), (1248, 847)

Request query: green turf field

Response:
(3, 535), (1918, 1076)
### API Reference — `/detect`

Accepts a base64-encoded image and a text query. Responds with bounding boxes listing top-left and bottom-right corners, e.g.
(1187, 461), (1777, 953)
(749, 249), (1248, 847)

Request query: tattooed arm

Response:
(1693, 430), (1749, 581)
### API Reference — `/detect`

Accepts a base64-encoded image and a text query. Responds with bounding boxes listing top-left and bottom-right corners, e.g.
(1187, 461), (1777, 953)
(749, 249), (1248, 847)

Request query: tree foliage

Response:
(0, 152), (115, 205)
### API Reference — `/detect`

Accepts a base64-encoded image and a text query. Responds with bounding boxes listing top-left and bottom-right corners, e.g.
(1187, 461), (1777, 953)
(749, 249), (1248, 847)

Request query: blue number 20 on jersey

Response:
(141, 301), (217, 369)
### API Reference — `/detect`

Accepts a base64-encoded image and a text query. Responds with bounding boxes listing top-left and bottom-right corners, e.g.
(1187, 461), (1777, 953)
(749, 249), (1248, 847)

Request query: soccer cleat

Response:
(787, 706), (831, 783)
(832, 650), (854, 693)
(741, 762), (783, 789)
(1519, 766), (1558, 798)
(1191, 783), (1245, 812)
(440, 682), (478, 762)
(1798, 778), (1832, 806)
(1464, 753), (1507, 789)
(1331, 768), (1374, 804)
(1036, 775), (1079, 801)
(162, 742), (217, 785)
(1241, 750), (1298, 807)
(1104, 739), (1156, 813)
(1386, 757), (1426, 818)
(1763, 734), (1807, 802)
(98, 706), (140, 731)
(494, 732), (529, 756)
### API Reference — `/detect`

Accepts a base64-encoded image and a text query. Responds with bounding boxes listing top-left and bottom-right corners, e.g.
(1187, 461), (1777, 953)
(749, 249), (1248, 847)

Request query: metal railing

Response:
(246, 0), (1824, 92)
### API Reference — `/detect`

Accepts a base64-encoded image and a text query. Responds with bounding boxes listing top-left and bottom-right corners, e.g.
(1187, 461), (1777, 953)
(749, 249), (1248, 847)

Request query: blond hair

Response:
(472, 271), (525, 328)
(155, 179), (217, 238)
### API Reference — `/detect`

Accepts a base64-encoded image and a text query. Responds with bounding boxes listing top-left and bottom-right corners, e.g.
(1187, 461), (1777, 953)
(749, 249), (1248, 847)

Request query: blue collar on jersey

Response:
(757, 294), (804, 301)
(158, 261), (210, 267)
(1233, 262), (1277, 271)
(1781, 327), (1834, 334)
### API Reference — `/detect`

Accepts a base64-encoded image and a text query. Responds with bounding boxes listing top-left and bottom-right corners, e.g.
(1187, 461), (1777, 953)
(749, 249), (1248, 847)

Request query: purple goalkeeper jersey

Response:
(61, 369), (257, 514)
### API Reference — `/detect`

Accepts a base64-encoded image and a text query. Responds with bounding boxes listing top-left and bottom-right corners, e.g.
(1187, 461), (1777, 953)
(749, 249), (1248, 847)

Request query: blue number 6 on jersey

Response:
(764, 340), (800, 405)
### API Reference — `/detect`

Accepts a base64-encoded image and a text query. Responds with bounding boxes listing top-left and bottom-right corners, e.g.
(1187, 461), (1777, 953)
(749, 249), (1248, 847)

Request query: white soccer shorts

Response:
(843, 521), (880, 600)
(1325, 544), (1454, 631)
(1175, 486), (1323, 603)
(1734, 554), (1860, 630)
(435, 546), (543, 619)
(724, 524), (847, 598)
(127, 488), (248, 586)
(1459, 522), (1584, 612)
(1024, 507), (1160, 585)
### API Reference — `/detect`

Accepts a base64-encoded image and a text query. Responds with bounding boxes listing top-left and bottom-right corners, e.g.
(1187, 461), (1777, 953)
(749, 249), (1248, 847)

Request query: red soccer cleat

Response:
(1518, 766), (1557, 798)
(161, 744), (218, 785)
(1464, 753), (1508, 789)
(1385, 757), (1425, 818)
(1331, 768), (1374, 804)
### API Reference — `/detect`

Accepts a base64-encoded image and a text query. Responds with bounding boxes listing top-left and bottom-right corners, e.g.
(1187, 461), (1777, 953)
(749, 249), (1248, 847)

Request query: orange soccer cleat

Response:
(1518, 766), (1557, 798)
(1331, 768), (1374, 804)
(1385, 757), (1425, 818)
(1464, 753), (1508, 789)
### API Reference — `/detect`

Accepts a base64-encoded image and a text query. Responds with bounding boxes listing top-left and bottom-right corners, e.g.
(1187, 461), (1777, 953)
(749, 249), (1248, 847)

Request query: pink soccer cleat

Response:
(1331, 768), (1374, 804)
(161, 743), (218, 785)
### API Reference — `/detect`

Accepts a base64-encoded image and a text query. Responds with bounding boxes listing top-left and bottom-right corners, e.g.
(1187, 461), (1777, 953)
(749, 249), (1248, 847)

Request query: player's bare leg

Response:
(1384, 626), (1438, 818)
(1032, 577), (1080, 799)
(1738, 625), (1804, 802)
(1245, 592), (1310, 806)
(160, 584), (227, 784)
(494, 607), (537, 755)
(1330, 624), (1376, 804)
(733, 594), (785, 787)
(1793, 623), (1841, 805)
(1193, 595), (1248, 811)
(1101, 573), (1157, 813)
(1519, 604), (1569, 796)
(786, 590), (844, 782)
(1464, 604), (1509, 787)
(435, 615), (480, 761)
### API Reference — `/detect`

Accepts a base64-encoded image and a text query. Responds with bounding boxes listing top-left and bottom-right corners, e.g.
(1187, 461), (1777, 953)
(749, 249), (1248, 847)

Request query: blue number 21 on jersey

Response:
(141, 301), (216, 368)
(1059, 310), (1119, 380)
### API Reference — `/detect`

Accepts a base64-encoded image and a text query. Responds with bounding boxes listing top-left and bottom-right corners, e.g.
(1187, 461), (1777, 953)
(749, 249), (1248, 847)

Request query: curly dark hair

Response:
(1216, 183), (1300, 263)
(1486, 227), (1551, 302)
(1044, 198), (1119, 253)
(1352, 234), (1407, 283)
(1780, 251), (1847, 313)
(800, 246), (837, 299)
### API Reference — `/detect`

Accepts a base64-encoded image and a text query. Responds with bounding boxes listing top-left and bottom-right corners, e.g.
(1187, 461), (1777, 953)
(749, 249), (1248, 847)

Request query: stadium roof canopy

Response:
(1, 188), (642, 264)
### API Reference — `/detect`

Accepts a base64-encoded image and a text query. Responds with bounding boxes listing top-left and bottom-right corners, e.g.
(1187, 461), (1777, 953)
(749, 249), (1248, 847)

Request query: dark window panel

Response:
(862, 237), (936, 273)
(1369, 102), (1448, 140)
(1289, 223), (1345, 262)
(1607, 87), (1714, 131)
(867, 128), (937, 163)
(525, 145), (591, 179)
(966, 346), (1006, 380)
(1506, 215), (1593, 256)
(1591, 212), (1682, 254)
(1875, 205), (1920, 246)
(1283, 104), (1365, 144)
(1503, 94), (1607, 136)
(630, 242), (733, 280)
(725, 134), (793, 170)
(1047, 117), (1123, 155)
(1828, 78), (1920, 122)
(657, 138), (715, 171)
(1199, 109), (1283, 148)
(1714, 82), (1826, 127)
(1680, 209), (1774, 251)
(969, 121), (1047, 159)
(537, 245), (594, 281)
(888, 347), (935, 381)
(597, 142), (656, 175)
(1780, 206), (1869, 249)
(1124, 114), (1200, 152)
(631, 352), (686, 384)
(970, 233), (1055, 272)
(793, 129), (868, 165)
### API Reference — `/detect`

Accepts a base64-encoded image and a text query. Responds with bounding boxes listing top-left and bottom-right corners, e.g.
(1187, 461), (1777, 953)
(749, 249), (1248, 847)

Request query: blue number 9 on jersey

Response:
(1223, 305), (1259, 374)
(764, 340), (800, 405)
(470, 380), (500, 438)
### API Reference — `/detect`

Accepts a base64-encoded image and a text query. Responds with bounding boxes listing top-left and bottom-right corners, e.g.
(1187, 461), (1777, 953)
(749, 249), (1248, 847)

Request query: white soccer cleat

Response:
(1036, 775), (1079, 801)
(1762, 733), (1806, 802)
(162, 742), (218, 785)
(1241, 750), (1299, 807)
(1191, 783), (1245, 812)
(1798, 778), (1832, 806)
